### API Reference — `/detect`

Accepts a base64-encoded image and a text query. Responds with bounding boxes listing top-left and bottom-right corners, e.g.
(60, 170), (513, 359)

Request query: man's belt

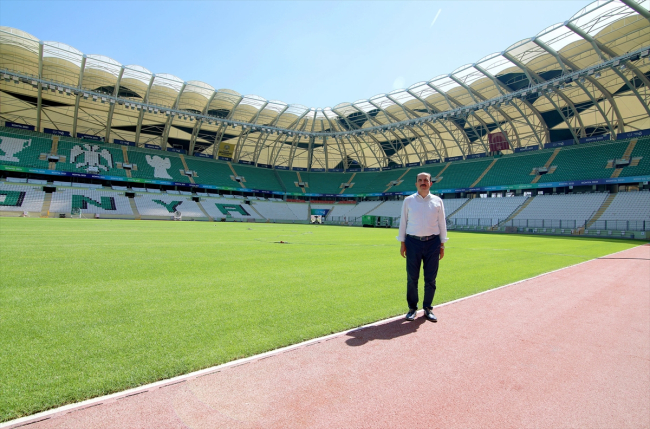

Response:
(407, 234), (438, 241)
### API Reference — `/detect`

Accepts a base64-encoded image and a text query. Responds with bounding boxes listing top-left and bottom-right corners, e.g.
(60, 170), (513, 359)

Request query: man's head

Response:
(416, 172), (432, 196)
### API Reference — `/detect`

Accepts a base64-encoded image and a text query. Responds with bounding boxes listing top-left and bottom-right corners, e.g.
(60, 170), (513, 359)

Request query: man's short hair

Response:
(417, 172), (432, 181)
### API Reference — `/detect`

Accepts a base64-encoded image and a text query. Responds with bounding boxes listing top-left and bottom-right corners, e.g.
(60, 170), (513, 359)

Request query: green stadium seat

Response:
(127, 146), (190, 183)
(56, 138), (128, 177)
(0, 129), (52, 170)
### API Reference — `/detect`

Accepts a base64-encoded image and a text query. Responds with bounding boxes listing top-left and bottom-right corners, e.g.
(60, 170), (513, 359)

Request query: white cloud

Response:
(430, 9), (442, 27)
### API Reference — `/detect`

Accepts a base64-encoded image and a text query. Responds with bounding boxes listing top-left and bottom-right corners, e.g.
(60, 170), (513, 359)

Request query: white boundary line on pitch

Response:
(3, 244), (646, 429)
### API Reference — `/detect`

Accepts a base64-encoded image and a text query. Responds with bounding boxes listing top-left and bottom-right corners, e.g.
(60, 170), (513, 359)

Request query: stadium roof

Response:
(0, 0), (649, 171)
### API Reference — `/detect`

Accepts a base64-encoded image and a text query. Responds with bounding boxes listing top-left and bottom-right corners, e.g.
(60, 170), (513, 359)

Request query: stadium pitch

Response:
(0, 217), (640, 422)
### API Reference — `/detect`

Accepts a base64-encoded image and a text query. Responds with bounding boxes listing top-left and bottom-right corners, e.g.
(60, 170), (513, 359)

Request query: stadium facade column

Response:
(287, 123), (310, 170)
(270, 108), (309, 168)
(104, 65), (125, 143)
(448, 74), (520, 149)
(188, 90), (217, 156)
(252, 104), (289, 165)
(383, 94), (436, 162)
(135, 74), (156, 147)
(473, 63), (548, 146)
(232, 100), (268, 163)
(406, 88), (463, 160)
(503, 52), (586, 140)
(72, 55), (87, 138)
(534, 38), (622, 136)
(348, 104), (395, 166)
(212, 95), (243, 159)
(161, 82), (186, 150)
(322, 114), (353, 168)
(360, 100), (413, 165)
(306, 113), (318, 171)
(35, 41), (43, 133)
(426, 81), (488, 154)
(330, 107), (373, 167)
(565, 23), (650, 118)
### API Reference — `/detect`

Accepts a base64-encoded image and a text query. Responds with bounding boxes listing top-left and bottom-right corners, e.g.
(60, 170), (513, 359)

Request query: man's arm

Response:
(398, 199), (409, 257)
(438, 201), (447, 260)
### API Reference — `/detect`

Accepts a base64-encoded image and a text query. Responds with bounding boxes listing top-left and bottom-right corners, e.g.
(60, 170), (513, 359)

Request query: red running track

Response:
(5, 244), (649, 429)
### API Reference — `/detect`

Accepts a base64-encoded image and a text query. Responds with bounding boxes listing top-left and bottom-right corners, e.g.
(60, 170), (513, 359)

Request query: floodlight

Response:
(594, 72), (601, 78)
(641, 50), (649, 57)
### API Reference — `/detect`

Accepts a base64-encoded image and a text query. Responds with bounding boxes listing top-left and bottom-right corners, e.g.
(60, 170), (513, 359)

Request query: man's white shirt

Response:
(397, 192), (449, 243)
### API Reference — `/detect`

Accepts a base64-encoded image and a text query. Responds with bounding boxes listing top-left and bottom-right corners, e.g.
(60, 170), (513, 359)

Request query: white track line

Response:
(2, 244), (645, 429)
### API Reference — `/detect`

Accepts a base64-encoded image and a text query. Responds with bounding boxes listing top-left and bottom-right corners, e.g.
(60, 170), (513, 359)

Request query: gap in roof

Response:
(0, 0), (594, 109)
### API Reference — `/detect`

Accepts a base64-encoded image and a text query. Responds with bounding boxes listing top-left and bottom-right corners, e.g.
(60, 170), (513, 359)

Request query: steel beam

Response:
(72, 55), (87, 137)
(474, 63), (548, 145)
(135, 74), (156, 147)
(36, 42), (43, 132)
(104, 66), (124, 143)
(161, 82), (186, 150)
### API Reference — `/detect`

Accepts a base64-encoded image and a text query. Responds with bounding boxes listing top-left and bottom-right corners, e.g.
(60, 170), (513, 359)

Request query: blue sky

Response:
(0, 1), (594, 108)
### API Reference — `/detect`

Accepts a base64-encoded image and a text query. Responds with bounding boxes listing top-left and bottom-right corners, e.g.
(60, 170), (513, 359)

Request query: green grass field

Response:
(0, 217), (641, 422)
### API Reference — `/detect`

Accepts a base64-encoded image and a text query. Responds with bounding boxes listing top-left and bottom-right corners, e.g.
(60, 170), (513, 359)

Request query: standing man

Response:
(397, 172), (448, 322)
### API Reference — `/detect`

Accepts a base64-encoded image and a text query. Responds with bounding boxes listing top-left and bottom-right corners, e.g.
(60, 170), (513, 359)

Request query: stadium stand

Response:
(537, 141), (629, 183)
(184, 158), (241, 188)
(56, 139), (128, 177)
(0, 129), (52, 170)
(450, 196), (529, 226)
(326, 203), (358, 219)
(0, 183), (46, 213)
(286, 202), (309, 220)
(201, 196), (264, 220)
(619, 137), (650, 177)
(300, 171), (354, 194)
(510, 192), (610, 228)
(587, 190), (650, 231)
(430, 159), (493, 190)
(133, 194), (205, 218)
(232, 164), (285, 192)
(476, 151), (555, 187)
(366, 201), (403, 217)
(127, 147), (191, 183)
(340, 171), (394, 195)
(252, 200), (304, 221)
(388, 164), (447, 193)
(338, 201), (383, 219)
(49, 189), (133, 216)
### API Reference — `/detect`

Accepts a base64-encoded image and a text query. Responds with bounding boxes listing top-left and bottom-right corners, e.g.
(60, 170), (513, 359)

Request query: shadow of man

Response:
(345, 317), (426, 347)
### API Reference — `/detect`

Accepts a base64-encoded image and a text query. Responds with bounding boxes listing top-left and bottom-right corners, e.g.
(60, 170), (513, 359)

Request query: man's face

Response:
(416, 174), (432, 193)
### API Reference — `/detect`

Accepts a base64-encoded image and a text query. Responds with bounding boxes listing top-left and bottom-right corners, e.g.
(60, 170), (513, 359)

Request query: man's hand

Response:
(400, 242), (406, 258)
(439, 247), (445, 260)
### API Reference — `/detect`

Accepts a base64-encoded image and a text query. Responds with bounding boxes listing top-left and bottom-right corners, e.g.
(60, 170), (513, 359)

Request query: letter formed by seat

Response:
(145, 155), (173, 179)
(0, 137), (31, 162)
(70, 144), (113, 172)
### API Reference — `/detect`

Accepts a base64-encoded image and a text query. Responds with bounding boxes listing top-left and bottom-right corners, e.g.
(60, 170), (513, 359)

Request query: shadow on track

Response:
(345, 317), (427, 347)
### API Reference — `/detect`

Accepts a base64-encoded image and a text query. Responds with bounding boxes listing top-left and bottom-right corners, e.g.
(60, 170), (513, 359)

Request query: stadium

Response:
(0, 0), (649, 428)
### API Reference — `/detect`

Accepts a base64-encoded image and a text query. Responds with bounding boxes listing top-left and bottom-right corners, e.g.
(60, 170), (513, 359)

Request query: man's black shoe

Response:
(405, 309), (417, 321)
(424, 308), (437, 322)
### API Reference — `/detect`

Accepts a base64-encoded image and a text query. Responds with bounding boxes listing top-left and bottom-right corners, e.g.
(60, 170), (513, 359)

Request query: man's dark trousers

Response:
(405, 234), (441, 310)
